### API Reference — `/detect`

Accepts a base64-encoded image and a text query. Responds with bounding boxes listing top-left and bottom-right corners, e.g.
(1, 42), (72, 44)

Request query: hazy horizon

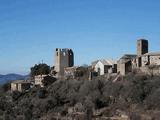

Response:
(1, 0), (160, 74)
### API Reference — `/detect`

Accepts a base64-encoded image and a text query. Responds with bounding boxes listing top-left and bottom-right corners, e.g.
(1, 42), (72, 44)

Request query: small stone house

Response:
(93, 59), (117, 75)
(138, 52), (160, 74)
(34, 75), (48, 87)
(141, 52), (160, 67)
(34, 75), (56, 87)
(117, 54), (137, 75)
(11, 80), (31, 92)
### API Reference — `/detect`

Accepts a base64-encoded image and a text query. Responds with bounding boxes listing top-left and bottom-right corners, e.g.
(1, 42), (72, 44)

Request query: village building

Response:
(92, 59), (117, 75)
(34, 75), (56, 87)
(35, 75), (48, 87)
(54, 48), (74, 77)
(141, 52), (160, 66)
(118, 39), (160, 75)
(139, 52), (160, 74)
(117, 54), (137, 75)
(11, 80), (31, 92)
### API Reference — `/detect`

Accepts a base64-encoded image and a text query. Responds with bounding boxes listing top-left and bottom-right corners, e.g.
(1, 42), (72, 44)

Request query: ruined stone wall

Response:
(141, 55), (160, 67)
(150, 55), (160, 65)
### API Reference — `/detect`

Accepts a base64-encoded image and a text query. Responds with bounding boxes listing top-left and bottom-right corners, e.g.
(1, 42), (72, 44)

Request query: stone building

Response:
(139, 52), (160, 74)
(34, 75), (48, 87)
(141, 52), (160, 66)
(118, 39), (160, 75)
(93, 59), (117, 75)
(117, 54), (137, 75)
(54, 48), (74, 77)
(34, 75), (56, 87)
(137, 39), (149, 67)
(136, 40), (160, 75)
(11, 80), (31, 92)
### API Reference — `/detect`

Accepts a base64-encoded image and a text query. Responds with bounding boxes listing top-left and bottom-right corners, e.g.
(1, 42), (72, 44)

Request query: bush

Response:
(42, 76), (57, 86)
(1, 82), (11, 92)
(2, 72), (160, 119)
(129, 112), (141, 120)
(144, 88), (160, 109)
(24, 108), (33, 120)
(95, 96), (109, 109)
(30, 63), (50, 77)
(121, 74), (151, 104)
(37, 89), (47, 99)
(12, 91), (22, 101)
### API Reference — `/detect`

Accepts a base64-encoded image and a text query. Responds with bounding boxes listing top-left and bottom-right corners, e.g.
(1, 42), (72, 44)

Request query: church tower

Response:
(137, 39), (148, 56)
(137, 39), (148, 67)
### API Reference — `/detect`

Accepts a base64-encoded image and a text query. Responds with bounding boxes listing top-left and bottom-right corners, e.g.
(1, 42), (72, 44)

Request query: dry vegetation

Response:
(1, 73), (160, 119)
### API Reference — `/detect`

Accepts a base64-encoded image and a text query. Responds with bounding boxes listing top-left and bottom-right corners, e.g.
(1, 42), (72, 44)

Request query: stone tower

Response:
(137, 39), (148, 56)
(137, 39), (148, 67)
(54, 48), (74, 77)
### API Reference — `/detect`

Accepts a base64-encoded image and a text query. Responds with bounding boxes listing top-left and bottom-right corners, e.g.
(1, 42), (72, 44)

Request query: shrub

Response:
(24, 108), (33, 120)
(95, 96), (109, 109)
(30, 63), (50, 77)
(37, 89), (47, 99)
(42, 76), (57, 86)
(144, 88), (160, 109)
(129, 112), (141, 120)
(1, 82), (11, 92)
(12, 91), (22, 101)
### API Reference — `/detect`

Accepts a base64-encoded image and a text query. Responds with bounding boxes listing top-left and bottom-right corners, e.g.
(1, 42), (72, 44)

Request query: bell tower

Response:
(137, 39), (148, 56)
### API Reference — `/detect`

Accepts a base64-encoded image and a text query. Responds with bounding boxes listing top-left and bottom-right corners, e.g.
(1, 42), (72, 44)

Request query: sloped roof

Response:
(105, 59), (117, 64)
(98, 59), (117, 66)
(12, 80), (31, 84)
(120, 54), (137, 59)
(92, 59), (117, 66)
(118, 54), (137, 64)
(91, 60), (99, 66)
(99, 60), (111, 65)
(143, 52), (160, 56)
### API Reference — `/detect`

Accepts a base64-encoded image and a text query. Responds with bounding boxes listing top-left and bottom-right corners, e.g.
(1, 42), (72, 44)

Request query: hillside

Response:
(1, 73), (160, 120)
(0, 74), (29, 84)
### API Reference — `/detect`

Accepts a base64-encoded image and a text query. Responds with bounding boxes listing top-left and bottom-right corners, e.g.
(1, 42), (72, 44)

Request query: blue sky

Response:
(0, 0), (160, 74)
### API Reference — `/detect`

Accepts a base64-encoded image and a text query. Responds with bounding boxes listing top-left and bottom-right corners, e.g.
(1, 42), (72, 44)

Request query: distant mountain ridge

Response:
(0, 74), (29, 84)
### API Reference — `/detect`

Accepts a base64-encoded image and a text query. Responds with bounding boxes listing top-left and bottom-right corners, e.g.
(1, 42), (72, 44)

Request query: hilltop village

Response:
(1, 39), (160, 120)
(11, 39), (160, 92)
